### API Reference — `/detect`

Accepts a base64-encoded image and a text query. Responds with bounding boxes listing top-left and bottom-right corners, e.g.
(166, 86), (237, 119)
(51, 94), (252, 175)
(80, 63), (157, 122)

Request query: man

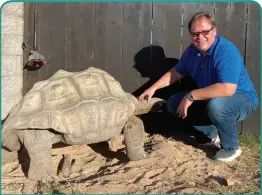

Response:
(138, 12), (258, 162)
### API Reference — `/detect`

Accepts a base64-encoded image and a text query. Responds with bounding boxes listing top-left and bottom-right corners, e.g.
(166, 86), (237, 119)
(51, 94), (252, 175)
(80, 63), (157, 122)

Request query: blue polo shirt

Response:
(175, 35), (258, 106)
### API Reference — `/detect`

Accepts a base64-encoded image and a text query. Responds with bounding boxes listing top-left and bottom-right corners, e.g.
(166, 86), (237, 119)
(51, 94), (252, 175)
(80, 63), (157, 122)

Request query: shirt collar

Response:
(195, 35), (219, 57)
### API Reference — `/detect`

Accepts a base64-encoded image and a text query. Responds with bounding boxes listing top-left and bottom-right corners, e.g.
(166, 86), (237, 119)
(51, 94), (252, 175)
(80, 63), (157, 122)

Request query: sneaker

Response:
(209, 130), (220, 144)
(214, 147), (242, 162)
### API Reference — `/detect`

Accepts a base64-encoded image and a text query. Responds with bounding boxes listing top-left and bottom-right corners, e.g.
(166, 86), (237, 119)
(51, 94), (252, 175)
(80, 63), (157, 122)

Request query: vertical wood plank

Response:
(181, 2), (198, 51)
(67, 3), (95, 72)
(242, 2), (260, 135)
(95, 2), (123, 81)
(152, 2), (182, 59)
(35, 2), (67, 81)
(213, 2), (228, 38)
(214, 2), (247, 57)
(122, 3), (152, 93)
(182, 2), (215, 52)
(23, 2), (38, 95)
(136, 2), (152, 93)
(139, 3), (152, 49)
(196, 2), (214, 13)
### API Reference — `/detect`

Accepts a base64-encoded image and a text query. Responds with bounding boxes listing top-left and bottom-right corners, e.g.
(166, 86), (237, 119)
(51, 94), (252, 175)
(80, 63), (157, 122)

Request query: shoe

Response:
(209, 130), (220, 144)
(198, 131), (220, 146)
(214, 147), (242, 162)
(198, 135), (220, 146)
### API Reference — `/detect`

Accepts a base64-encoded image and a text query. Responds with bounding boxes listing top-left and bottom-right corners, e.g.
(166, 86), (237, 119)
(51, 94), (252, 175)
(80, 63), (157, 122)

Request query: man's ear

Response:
(213, 27), (217, 36)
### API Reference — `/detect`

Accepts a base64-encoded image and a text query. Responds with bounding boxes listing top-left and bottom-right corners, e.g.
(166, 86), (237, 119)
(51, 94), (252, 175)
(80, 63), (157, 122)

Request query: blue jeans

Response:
(167, 91), (257, 149)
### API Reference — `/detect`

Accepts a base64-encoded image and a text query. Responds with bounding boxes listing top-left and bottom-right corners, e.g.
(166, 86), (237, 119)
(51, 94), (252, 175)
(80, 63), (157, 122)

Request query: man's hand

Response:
(138, 87), (156, 102)
(138, 67), (184, 102)
(176, 93), (193, 119)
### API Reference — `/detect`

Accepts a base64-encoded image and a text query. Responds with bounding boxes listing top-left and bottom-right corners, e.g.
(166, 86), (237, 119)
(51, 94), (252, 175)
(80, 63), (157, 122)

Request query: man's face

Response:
(190, 17), (217, 54)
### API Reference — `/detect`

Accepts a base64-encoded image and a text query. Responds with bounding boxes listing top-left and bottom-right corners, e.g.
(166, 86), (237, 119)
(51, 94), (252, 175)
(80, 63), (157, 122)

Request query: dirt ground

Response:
(2, 130), (260, 194)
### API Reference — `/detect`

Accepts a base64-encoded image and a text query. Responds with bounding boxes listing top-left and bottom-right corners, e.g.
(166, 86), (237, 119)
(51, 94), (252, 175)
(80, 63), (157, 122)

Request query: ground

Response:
(2, 131), (260, 194)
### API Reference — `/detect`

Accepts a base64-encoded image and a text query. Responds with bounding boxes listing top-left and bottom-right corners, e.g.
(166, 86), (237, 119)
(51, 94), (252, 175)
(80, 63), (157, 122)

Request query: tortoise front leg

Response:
(17, 130), (55, 182)
(2, 148), (18, 164)
(124, 116), (146, 160)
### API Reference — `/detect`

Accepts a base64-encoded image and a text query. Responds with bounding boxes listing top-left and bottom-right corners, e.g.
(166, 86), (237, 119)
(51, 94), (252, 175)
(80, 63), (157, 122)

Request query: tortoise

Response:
(2, 67), (166, 182)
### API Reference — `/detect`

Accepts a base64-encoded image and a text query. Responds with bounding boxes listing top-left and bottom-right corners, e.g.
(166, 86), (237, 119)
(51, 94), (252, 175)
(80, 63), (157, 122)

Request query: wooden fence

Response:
(23, 2), (260, 134)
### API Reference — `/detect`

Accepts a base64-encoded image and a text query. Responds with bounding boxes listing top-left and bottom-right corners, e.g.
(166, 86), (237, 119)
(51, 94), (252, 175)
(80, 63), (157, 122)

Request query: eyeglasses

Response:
(190, 27), (214, 37)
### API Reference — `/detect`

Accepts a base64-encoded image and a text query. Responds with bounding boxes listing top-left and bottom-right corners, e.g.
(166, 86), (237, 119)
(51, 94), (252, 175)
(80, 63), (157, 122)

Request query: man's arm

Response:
(177, 83), (237, 119)
(150, 67), (184, 91)
(191, 83), (237, 100)
(138, 67), (184, 101)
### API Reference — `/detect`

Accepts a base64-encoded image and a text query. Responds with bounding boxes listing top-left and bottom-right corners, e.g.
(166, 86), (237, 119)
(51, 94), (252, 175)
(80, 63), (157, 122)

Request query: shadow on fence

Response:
(132, 45), (197, 100)
(131, 45), (210, 147)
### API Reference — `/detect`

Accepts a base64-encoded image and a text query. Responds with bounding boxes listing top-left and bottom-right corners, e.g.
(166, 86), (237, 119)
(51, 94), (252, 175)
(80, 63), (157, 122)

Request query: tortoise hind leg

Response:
(124, 116), (145, 161)
(17, 130), (55, 182)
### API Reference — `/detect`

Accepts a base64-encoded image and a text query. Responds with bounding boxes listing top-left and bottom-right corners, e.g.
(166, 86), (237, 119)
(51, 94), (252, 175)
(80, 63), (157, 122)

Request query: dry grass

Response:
(195, 132), (261, 194)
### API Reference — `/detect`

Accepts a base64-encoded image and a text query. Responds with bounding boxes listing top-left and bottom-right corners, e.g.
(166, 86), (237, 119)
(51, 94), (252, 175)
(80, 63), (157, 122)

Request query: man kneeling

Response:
(139, 12), (258, 162)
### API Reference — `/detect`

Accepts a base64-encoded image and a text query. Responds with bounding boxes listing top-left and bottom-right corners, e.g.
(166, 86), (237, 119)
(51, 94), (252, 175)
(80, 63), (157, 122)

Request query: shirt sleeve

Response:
(174, 48), (190, 76)
(215, 47), (242, 84)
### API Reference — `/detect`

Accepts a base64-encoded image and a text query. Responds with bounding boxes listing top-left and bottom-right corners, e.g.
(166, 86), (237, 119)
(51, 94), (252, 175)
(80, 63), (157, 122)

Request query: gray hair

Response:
(188, 12), (216, 32)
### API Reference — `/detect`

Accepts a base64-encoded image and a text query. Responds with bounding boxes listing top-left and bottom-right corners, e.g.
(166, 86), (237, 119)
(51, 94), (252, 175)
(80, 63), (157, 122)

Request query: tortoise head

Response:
(134, 97), (167, 115)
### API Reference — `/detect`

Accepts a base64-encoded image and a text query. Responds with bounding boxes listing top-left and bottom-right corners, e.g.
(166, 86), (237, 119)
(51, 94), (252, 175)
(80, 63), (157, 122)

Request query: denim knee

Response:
(167, 91), (190, 116)
(207, 98), (228, 122)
